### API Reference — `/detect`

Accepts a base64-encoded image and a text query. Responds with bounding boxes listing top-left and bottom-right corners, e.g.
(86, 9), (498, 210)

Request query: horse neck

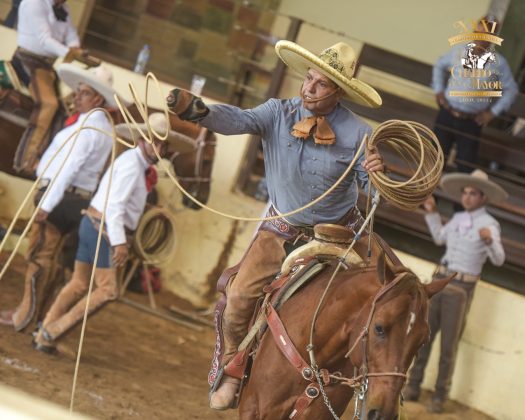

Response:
(297, 266), (381, 369)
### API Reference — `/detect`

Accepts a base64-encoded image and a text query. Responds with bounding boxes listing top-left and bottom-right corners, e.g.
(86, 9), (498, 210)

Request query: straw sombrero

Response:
(57, 63), (122, 108)
(440, 169), (508, 203)
(115, 112), (196, 154)
(275, 41), (382, 108)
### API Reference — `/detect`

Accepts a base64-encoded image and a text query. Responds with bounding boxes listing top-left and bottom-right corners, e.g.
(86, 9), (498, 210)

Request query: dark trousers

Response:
(434, 107), (482, 173)
(407, 277), (477, 400)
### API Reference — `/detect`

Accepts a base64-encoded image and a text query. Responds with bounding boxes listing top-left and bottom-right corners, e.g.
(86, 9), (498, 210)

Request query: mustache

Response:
(300, 88), (339, 104)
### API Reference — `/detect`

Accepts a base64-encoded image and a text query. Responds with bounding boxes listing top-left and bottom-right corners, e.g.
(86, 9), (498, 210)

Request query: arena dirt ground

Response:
(0, 253), (493, 419)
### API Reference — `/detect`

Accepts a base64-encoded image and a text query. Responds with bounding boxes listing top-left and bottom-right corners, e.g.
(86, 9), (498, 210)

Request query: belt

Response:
(38, 179), (92, 200)
(15, 47), (56, 66)
(261, 205), (364, 242)
(436, 265), (479, 283)
(84, 206), (135, 239)
(448, 107), (477, 120)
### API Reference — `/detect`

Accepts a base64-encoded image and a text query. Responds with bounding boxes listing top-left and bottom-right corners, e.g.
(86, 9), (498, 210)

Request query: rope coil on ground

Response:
(133, 206), (177, 265)
(367, 120), (444, 210)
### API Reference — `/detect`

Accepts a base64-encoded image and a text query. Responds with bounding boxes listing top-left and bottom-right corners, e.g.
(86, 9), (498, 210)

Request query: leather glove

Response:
(63, 47), (86, 63)
(166, 88), (209, 122)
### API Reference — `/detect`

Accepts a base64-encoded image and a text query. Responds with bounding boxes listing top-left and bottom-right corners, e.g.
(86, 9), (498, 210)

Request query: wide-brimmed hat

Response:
(115, 112), (196, 154)
(440, 169), (508, 203)
(57, 63), (122, 108)
(275, 41), (382, 108)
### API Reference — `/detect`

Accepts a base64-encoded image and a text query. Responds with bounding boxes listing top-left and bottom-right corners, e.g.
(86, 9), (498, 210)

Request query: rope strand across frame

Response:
(0, 70), (442, 414)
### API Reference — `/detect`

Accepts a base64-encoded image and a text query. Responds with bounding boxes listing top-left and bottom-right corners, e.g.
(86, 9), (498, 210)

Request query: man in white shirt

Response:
(404, 169), (506, 413)
(0, 63), (119, 333)
(32, 120), (169, 353)
(12, 0), (87, 175)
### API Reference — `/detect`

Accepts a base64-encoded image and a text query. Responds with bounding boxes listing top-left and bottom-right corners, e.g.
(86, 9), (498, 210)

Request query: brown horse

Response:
(0, 90), (217, 209)
(238, 249), (450, 420)
(166, 113), (216, 209)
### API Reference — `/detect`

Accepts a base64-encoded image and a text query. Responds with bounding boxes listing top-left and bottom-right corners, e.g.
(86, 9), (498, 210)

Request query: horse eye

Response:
(374, 324), (385, 337)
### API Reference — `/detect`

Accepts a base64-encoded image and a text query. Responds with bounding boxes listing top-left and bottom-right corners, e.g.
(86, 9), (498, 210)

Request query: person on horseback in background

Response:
(0, 63), (121, 333)
(166, 40), (386, 410)
(12, 0), (89, 176)
(404, 169), (506, 413)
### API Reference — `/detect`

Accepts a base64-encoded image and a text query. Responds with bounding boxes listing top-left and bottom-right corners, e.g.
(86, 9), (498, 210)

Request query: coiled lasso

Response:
(366, 119), (444, 211)
(132, 206), (177, 265)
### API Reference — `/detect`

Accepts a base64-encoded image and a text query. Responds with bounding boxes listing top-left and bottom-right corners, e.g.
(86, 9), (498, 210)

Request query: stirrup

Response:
(209, 378), (241, 410)
(209, 367), (224, 396)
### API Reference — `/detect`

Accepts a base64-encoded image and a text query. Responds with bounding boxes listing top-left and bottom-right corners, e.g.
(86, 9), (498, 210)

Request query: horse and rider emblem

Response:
(461, 43), (496, 69)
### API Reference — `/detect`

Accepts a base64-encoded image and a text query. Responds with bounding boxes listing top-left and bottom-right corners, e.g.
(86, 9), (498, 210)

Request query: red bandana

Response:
(145, 166), (158, 192)
(64, 112), (80, 127)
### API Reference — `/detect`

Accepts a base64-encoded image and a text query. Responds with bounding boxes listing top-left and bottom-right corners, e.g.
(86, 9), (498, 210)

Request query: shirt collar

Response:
(468, 206), (487, 219)
(134, 146), (150, 171)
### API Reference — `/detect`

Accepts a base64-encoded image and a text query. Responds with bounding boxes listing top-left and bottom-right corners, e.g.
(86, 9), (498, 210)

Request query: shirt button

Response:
(311, 185), (315, 189)
(312, 170), (316, 175)
(287, 142), (291, 147)
(340, 155), (344, 158)
(313, 157), (317, 161)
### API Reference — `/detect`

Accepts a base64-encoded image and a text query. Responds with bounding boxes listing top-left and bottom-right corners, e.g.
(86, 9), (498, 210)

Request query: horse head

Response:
(167, 114), (217, 210)
(346, 254), (452, 419)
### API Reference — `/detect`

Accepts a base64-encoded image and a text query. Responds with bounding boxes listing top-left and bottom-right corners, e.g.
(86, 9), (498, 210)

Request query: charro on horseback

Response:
(166, 39), (445, 418)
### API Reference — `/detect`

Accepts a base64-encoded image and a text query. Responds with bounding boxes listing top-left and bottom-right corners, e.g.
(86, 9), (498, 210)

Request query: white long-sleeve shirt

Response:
(17, 0), (80, 58)
(90, 148), (149, 246)
(36, 110), (113, 213)
(425, 207), (505, 276)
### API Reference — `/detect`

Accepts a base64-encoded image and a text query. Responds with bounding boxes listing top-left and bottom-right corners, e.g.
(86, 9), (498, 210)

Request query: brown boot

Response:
(209, 376), (241, 410)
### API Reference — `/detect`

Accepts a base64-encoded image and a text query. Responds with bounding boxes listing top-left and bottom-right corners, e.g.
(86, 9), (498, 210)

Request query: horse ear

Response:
(377, 251), (386, 285)
(423, 274), (455, 298)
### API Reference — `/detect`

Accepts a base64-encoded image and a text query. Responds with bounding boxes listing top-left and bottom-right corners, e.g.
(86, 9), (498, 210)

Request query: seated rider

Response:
(166, 40), (386, 410)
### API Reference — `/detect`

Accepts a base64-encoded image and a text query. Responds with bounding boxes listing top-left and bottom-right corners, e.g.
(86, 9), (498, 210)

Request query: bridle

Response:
(281, 271), (412, 420)
(169, 126), (215, 187)
(337, 272), (410, 419)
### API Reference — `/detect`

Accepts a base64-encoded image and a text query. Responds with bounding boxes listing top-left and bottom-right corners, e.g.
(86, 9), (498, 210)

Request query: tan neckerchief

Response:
(291, 89), (338, 145)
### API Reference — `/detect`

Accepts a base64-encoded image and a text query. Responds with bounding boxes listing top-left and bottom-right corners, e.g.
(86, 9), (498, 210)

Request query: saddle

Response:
(280, 224), (364, 277)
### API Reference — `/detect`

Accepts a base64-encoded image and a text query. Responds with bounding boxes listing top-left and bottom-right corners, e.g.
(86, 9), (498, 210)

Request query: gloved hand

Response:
(166, 88), (209, 122)
(63, 47), (87, 63)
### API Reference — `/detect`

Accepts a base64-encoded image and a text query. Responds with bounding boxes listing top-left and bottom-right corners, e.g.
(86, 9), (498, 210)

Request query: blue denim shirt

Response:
(201, 97), (372, 226)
